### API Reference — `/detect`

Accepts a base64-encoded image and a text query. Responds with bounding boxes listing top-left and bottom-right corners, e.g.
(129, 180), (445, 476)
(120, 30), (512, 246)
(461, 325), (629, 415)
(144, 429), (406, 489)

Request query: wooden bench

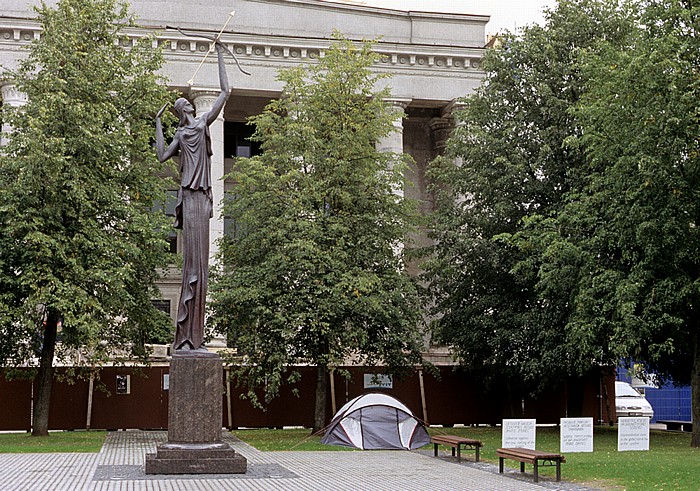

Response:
(658, 420), (693, 432)
(496, 447), (565, 483)
(431, 435), (483, 463)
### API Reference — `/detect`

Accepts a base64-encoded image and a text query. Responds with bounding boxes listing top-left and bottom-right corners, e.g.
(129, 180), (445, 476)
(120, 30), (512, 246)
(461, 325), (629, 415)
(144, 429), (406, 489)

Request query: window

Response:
(151, 300), (171, 315)
(224, 123), (261, 240)
(224, 122), (260, 158)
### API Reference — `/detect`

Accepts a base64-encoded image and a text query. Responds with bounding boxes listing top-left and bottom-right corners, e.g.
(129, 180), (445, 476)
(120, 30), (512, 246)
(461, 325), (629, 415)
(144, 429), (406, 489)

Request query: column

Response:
(190, 89), (225, 263)
(377, 98), (410, 197)
(190, 88), (227, 350)
(0, 83), (28, 146)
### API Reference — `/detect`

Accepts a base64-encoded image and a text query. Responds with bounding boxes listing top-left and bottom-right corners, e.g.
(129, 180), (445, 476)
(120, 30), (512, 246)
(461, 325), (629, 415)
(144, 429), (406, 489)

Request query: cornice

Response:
(0, 21), (484, 75)
(0, 18), (40, 44)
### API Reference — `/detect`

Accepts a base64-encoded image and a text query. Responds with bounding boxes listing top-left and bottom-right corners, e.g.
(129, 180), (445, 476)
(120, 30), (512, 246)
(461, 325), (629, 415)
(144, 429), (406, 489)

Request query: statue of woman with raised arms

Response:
(155, 41), (230, 352)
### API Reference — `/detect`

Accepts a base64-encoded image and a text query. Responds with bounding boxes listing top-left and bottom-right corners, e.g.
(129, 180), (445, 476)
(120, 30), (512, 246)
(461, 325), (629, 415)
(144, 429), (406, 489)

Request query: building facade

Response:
(0, 0), (487, 353)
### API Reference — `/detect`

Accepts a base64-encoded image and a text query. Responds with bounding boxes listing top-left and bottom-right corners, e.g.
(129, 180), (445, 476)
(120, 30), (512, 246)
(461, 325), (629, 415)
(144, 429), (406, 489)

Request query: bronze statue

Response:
(155, 42), (230, 352)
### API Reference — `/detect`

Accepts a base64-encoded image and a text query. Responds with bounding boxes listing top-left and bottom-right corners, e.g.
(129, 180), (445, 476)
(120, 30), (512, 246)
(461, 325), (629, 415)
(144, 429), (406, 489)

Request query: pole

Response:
(226, 367), (233, 429)
(418, 368), (428, 425)
(329, 368), (337, 415)
(86, 369), (95, 430)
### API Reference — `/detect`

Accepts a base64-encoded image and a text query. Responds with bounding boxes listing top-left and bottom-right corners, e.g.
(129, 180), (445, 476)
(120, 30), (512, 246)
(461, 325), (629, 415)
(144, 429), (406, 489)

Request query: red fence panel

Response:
(89, 367), (168, 430)
(0, 371), (32, 431)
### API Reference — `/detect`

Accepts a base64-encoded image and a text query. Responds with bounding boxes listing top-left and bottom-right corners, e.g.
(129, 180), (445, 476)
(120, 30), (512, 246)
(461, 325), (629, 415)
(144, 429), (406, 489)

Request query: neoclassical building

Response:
(0, 0), (487, 352)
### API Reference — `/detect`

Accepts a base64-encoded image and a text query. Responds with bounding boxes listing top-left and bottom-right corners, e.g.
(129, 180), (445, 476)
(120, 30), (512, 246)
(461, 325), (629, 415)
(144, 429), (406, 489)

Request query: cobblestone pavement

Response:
(0, 431), (603, 491)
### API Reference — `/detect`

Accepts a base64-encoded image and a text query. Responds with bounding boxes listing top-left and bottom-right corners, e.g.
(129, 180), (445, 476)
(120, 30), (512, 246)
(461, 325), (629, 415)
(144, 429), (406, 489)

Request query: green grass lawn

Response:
(233, 426), (700, 491)
(430, 426), (700, 491)
(0, 431), (106, 453)
(233, 427), (353, 451)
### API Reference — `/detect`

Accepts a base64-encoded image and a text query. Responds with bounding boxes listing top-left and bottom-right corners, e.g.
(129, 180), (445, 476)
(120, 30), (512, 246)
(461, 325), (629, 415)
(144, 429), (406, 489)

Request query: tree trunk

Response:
(32, 309), (59, 437)
(691, 332), (700, 447)
(312, 363), (329, 434)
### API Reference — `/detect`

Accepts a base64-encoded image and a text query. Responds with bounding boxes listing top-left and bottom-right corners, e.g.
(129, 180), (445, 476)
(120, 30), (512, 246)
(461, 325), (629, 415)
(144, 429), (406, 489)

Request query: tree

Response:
(424, 0), (636, 396)
(0, 0), (173, 436)
(531, 0), (700, 446)
(210, 33), (424, 433)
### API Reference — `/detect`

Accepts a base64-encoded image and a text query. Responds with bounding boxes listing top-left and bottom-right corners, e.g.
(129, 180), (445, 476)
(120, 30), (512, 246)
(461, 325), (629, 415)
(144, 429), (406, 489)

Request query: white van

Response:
(615, 381), (654, 419)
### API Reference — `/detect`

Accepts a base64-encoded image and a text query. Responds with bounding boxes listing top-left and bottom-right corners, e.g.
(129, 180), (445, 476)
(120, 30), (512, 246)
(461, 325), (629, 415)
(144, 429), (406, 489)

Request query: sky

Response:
(358, 1), (558, 35)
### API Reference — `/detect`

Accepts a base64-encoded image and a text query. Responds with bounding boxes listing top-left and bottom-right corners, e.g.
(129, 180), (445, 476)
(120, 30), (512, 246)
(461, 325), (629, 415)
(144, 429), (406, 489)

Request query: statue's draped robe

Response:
(173, 116), (213, 351)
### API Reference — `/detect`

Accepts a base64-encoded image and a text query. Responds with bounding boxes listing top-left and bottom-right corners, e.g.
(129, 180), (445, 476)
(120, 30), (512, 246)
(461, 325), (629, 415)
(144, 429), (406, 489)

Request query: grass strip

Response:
(233, 427), (352, 451)
(0, 430), (106, 453)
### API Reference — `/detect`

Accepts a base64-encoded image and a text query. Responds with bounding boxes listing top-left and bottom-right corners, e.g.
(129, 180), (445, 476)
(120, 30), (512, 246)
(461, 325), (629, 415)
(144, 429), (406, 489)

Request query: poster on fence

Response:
(502, 419), (536, 450)
(560, 417), (593, 452)
(363, 373), (393, 389)
(618, 417), (649, 451)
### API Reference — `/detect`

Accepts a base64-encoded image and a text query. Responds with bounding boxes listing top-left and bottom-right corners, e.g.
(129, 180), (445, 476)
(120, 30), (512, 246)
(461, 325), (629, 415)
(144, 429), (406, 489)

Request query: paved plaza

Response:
(0, 431), (602, 491)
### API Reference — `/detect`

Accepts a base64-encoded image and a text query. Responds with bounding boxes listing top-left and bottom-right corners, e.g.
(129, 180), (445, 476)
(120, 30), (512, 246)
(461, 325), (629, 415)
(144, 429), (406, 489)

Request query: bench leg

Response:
(533, 461), (539, 483)
(475, 446), (480, 463)
(451, 447), (455, 458)
(520, 462), (525, 473)
(556, 461), (561, 482)
(433, 443), (438, 457)
(499, 457), (504, 474)
(456, 445), (461, 463)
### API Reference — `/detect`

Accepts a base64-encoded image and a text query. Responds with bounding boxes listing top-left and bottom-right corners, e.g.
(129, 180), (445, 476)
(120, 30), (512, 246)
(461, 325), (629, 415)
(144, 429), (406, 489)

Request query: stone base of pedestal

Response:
(144, 350), (247, 475)
(145, 442), (247, 474)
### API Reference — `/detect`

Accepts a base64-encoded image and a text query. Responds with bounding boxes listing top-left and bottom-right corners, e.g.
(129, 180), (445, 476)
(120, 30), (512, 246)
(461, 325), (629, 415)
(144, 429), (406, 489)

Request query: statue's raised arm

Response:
(205, 42), (230, 126)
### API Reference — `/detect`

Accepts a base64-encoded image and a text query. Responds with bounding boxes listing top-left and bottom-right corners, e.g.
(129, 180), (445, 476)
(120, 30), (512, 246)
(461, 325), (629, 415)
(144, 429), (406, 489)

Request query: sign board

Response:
(163, 373), (170, 391)
(560, 417), (593, 452)
(618, 417), (649, 451)
(363, 374), (392, 389)
(116, 374), (130, 395)
(502, 419), (536, 450)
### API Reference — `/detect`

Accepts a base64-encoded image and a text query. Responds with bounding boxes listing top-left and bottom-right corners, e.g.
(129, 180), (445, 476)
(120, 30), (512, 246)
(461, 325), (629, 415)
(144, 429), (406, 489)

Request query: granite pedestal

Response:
(145, 351), (247, 474)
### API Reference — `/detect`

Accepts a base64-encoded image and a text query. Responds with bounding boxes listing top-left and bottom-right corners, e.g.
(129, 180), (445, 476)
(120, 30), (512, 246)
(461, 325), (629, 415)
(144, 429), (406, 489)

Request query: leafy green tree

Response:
(210, 34), (424, 433)
(532, 0), (700, 446)
(0, 0), (173, 436)
(424, 0), (636, 396)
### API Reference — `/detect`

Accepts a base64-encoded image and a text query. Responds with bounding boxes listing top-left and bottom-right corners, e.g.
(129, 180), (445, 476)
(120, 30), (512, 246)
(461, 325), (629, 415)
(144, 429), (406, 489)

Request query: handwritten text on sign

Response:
(618, 417), (649, 451)
(560, 417), (593, 452)
(502, 419), (536, 450)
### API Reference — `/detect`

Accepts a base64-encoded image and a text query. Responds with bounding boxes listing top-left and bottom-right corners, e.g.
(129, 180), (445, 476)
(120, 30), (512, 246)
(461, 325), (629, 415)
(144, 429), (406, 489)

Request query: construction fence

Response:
(0, 365), (615, 431)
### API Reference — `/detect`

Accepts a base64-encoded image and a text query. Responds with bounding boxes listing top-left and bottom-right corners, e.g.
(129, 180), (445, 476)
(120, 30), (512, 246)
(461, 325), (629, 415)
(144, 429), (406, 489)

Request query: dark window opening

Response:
(151, 300), (171, 315)
(224, 121), (260, 159)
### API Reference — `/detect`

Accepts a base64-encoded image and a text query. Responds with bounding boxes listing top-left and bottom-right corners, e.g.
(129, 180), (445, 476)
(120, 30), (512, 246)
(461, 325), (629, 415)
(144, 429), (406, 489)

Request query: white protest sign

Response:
(502, 419), (536, 450)
(560, 417), (593, 452)
(618, 417), (649, 451)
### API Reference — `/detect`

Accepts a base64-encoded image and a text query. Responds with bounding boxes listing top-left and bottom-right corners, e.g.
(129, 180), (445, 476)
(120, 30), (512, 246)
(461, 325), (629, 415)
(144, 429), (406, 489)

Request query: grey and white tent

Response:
(321, 393), (431, 450)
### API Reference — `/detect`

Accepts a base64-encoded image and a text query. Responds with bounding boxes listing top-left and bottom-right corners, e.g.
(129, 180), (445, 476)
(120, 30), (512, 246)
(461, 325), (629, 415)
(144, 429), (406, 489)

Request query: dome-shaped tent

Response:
(321, 393), (431, 450)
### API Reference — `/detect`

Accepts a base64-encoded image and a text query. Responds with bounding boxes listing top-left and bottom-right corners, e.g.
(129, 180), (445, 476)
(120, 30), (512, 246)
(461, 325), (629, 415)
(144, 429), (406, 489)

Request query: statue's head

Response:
(173, 97), (194, 126)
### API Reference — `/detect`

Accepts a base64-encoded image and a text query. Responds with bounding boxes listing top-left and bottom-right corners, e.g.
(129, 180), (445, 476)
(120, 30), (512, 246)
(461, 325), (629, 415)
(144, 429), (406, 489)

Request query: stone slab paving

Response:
(0, 430), (603, 491)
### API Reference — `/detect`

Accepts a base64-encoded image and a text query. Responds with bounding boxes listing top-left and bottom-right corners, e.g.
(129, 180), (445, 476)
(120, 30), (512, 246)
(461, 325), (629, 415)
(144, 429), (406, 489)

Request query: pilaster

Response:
(429, 117), (452, 156)
(430, 99), (466, 158)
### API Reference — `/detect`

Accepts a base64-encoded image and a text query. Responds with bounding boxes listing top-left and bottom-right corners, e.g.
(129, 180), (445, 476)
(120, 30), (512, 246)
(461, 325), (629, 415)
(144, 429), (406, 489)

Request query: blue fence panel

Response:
(645, 386), (692, 423)
(616, 366), (691, 423)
